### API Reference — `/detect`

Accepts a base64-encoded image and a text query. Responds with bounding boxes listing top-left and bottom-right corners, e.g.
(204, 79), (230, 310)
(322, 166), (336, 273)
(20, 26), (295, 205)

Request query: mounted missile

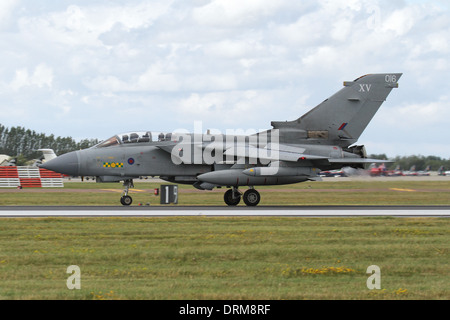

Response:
(242, 166), (319, 177)
(197, 169), (310, 186)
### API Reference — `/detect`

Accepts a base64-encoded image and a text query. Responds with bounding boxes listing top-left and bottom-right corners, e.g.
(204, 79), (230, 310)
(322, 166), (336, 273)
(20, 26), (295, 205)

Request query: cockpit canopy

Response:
(94, 131), (174, 148)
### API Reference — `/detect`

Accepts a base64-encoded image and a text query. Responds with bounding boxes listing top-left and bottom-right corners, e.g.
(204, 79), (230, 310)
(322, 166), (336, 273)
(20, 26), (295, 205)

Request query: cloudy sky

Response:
(0, 0), (449, 158)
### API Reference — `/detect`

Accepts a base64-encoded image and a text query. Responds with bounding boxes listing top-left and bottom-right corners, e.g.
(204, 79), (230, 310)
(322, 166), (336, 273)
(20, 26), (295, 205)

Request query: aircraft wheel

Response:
(243, 189), (260, 206)
(120, 195), (133, 206)
(224, 189), (240, 206)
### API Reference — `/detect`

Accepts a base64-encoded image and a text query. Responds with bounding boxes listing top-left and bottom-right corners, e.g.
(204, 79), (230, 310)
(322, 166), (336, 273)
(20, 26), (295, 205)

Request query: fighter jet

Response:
(40, 73), (402, 206)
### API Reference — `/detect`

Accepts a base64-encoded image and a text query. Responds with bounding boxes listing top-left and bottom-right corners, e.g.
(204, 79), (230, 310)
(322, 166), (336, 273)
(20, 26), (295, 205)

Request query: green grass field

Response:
(0, 179), (449, 300)
(0, 217), (448, 300)
(1, 179), (450, 206)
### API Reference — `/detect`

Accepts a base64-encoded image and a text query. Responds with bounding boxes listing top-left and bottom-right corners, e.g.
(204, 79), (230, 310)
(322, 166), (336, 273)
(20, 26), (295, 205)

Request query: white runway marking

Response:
(0, 208), (449, 217)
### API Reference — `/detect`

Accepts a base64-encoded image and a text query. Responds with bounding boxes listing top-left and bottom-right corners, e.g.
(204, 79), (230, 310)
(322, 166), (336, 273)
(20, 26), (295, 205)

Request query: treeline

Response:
(0, 124), (98, 164)
(369, 154), (450, 171)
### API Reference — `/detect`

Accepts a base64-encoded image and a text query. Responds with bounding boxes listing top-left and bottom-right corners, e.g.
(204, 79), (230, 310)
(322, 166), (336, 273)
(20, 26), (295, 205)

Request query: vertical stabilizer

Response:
(272, 73), (402, 146)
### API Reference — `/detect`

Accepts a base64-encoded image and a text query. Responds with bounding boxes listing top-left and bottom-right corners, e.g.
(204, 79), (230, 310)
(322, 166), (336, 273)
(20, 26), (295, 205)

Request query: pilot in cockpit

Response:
(139, 132), (151, 142)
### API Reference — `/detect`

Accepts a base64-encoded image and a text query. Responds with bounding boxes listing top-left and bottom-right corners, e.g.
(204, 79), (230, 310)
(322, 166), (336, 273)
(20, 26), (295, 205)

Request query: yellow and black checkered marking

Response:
(103, 162), (124, 168)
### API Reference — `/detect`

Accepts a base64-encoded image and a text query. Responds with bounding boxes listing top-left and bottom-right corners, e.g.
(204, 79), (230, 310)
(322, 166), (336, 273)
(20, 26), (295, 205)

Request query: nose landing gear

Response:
(120, 179), (134, 206)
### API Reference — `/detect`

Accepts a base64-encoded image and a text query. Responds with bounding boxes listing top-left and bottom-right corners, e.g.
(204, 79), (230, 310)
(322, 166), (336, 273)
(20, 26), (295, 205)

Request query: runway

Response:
(0, 205), (449, 217)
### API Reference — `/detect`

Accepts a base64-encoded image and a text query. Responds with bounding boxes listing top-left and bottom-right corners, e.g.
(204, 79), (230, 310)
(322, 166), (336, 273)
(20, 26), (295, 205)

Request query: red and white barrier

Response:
(0, 166), (64, 188)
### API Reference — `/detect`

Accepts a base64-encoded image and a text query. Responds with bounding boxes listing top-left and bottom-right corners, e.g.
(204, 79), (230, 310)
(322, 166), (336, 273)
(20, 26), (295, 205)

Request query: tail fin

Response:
(272, 73), (402, 146)
(38, 149), (57, 162)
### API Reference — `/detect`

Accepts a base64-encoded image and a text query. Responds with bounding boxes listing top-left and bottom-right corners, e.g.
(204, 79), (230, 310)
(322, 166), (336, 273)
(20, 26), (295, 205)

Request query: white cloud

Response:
(318, 0), (363, 12)
(204, 39), (263, 59)
(137, 63), (180, 92)
(0, 0), (18, 30)
(426, 32), (450, 54)
(382, 96), (450, 128)
(192, 0), (288, 27)
(10, 64), (53, 91)
(18, 2), (173, 47)
(176, 90), (267, 129)
(381, 6), (420, 36)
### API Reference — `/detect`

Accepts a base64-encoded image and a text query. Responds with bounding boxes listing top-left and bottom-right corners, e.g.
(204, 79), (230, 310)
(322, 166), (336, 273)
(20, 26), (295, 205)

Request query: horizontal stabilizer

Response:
(329, 158), (393, 164)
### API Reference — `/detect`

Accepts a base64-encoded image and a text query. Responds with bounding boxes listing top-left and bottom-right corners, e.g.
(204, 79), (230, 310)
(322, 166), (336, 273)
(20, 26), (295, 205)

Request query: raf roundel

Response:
(128, 158), (135, 165)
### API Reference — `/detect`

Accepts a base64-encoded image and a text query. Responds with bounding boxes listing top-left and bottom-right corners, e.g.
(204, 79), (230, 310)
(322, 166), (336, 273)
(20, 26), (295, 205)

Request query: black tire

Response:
(120, 195), (133, 206)
(224, 189), (240, 206)
(243, 189), (260, 206)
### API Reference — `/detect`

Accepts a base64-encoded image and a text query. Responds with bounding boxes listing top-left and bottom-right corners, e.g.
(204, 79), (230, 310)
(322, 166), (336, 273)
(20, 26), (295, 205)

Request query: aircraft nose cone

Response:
(39, 151), (80, 176)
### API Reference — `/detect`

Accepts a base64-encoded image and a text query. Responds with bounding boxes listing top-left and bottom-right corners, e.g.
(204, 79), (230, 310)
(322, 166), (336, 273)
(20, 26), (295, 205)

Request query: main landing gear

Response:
(120, 179), (133, 206)
(224, 187), (261, 206)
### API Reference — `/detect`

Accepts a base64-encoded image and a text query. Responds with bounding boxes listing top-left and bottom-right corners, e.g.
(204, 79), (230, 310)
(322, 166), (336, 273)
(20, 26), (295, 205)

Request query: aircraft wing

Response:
(156, 140), (390, 165)
(224, 145), (391, 164)
(329, 158), (393, 164)
(155, 140), (327, 163)
(223, 145), (329, 162)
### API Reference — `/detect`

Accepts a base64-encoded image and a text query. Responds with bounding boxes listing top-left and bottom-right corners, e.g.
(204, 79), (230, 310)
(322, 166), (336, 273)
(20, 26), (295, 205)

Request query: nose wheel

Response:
(120, 179), (134, 206)
(120, 195), (133, 206)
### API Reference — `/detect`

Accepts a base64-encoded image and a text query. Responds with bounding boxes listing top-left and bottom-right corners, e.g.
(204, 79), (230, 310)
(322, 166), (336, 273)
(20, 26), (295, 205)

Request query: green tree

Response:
(0, 123), (99, 162)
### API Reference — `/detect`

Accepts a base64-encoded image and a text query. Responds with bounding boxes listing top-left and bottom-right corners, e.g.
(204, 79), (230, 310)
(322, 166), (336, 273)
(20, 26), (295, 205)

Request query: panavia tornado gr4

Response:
(40, 73), (402, 206)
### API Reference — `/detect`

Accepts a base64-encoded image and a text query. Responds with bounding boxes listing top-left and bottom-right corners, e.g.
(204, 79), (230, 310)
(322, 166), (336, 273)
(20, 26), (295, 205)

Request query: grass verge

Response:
(0, 217), (448, 299)
(0, 180), (449, 206)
